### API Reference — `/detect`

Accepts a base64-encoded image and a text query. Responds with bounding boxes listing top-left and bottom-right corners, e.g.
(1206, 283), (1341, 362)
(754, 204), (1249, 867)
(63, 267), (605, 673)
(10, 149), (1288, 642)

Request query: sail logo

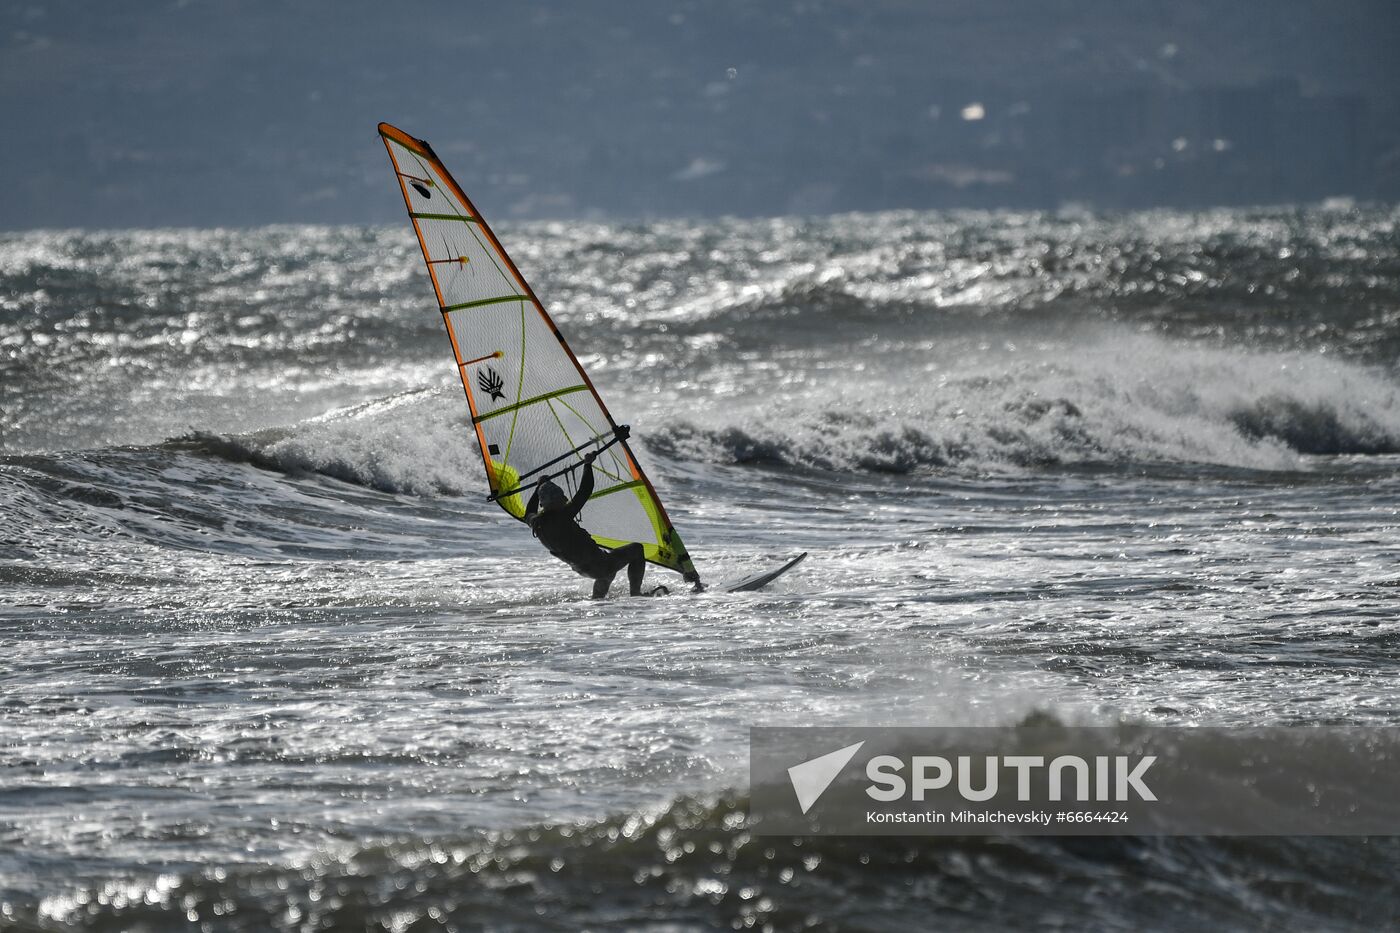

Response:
(478, 366), (506, 402)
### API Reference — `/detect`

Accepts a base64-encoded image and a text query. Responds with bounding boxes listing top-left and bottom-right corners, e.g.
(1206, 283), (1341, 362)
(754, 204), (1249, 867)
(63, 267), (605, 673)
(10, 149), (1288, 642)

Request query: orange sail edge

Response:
(376, 120), (702, 586)
(378, 130), (497, 498)
(377, 122), (429, 156)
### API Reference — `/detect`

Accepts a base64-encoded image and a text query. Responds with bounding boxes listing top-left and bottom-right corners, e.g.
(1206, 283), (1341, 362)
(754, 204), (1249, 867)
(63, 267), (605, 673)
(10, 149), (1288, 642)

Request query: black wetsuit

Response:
(524, 462), (646, 598)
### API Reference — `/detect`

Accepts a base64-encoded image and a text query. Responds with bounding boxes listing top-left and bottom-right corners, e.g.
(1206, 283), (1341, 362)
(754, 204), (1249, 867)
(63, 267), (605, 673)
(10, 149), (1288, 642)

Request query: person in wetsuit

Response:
(524, 439), (646, 599)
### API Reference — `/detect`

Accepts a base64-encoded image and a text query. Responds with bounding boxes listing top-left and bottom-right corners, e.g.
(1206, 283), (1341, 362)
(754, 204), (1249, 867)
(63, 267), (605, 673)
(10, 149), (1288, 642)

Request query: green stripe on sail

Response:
(473, 384), (590, 424)
(442, 294), (527, 313)
(587, 479), (647, 500)
(411, 212), (480, 223)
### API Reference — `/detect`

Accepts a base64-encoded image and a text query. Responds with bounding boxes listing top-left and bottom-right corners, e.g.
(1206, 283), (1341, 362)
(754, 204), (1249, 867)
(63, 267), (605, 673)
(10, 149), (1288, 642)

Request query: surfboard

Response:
(719, 552), (808, 593)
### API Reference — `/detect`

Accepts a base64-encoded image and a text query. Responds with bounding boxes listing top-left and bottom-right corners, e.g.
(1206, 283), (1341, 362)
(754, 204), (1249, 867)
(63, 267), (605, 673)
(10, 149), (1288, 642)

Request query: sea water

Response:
(3, 207), (1399, 929)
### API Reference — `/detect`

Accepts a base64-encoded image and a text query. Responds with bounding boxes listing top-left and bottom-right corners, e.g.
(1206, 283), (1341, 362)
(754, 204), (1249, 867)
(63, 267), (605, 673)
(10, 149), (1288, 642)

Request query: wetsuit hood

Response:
(537, 480), (568, 511)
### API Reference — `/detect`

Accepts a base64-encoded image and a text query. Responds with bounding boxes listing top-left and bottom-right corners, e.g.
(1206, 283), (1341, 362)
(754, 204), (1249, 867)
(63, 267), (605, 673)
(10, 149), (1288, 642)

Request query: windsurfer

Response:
(524, 427), (647, 598)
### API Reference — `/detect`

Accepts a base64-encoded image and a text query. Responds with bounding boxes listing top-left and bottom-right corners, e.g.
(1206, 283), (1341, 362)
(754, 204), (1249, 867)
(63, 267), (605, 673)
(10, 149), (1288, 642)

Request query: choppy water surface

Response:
(3, 207), (1400, 930)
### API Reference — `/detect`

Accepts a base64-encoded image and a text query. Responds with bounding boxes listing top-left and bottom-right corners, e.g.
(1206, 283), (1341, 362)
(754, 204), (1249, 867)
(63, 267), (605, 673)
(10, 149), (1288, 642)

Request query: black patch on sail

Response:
(478, 366), (506, 402)
(411, 182), (431, 198)
(488, 443), (500, 456)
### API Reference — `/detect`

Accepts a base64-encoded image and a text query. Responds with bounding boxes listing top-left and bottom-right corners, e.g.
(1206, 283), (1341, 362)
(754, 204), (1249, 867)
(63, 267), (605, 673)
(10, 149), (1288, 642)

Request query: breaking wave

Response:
(169, 334), (1400, 499)
(172, 387), (480, 497)
(652, 337), (1400, 474)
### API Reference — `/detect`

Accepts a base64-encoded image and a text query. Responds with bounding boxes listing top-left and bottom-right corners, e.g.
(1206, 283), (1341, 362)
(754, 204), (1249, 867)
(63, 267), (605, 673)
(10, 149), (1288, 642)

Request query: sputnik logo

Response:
(788, 741), (865, 815)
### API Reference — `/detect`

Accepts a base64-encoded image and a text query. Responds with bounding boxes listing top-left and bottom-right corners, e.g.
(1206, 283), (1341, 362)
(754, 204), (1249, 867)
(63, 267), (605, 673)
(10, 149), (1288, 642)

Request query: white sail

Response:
(378, 123), (698, 580)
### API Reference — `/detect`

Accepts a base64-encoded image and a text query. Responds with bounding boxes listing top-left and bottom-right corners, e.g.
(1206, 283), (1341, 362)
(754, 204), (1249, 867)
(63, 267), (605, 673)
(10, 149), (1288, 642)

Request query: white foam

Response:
(244, 387), (481, 495)
(655, 330), (1400, 473)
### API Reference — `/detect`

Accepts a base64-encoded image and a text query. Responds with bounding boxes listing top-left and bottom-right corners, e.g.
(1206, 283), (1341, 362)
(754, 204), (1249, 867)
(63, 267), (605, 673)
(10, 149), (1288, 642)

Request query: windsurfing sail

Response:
(377, 122), (699, 583)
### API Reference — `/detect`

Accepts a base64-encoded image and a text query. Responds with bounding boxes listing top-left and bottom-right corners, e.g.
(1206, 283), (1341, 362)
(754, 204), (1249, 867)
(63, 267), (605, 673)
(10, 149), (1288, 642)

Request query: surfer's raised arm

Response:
(564, 422), (628, 517)
(566, 453), (597, 519)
